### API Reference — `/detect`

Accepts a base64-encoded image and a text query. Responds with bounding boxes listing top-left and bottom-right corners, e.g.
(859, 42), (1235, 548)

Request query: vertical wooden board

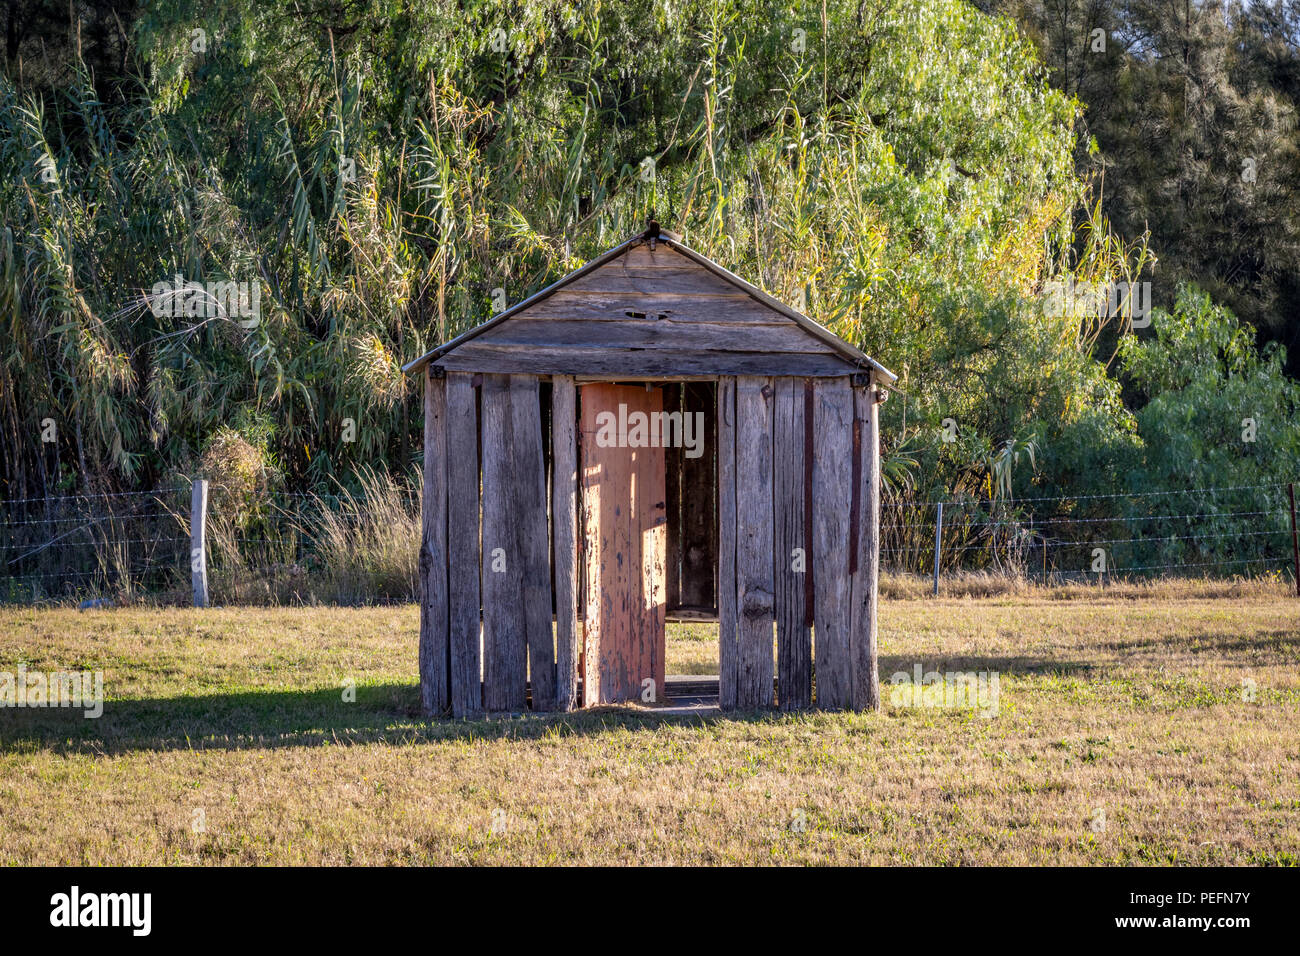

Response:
(578, 384), (666, 703)
(580, 404), (601, 706)
(717, 376), (738, 710)
(509, 375), (555, 711)
(850, 386), (883, 711)
(480, 374), (527, 711)
(680, 381), (717, 611)
(735, 376), (775, 709)
(773, 377), (811, 711)
(637, 417), (668, 702)
(552, 376), (580, 711)
(813, 377), (853, 709)
(445, 372), (482, 717)
(603, 398), (635, 700)
(419, 371), (450, 715)
(664, 383), (682, 611)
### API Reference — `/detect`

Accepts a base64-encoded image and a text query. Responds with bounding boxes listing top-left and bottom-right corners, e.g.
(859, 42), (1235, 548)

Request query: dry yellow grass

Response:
(0, 591), (1296, 865)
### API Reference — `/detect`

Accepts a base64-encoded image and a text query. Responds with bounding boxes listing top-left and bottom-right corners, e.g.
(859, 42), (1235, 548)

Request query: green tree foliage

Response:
(1121, 285), (1300, 491)
(1105, 286), (1300, 567)
(2, 0), (1137, 503)
(983, 0), (1300, 371)
(0, 0), (1293, 569)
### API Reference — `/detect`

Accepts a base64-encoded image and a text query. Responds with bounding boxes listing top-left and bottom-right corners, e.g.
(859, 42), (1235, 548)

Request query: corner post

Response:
(191, 479), (209, 608)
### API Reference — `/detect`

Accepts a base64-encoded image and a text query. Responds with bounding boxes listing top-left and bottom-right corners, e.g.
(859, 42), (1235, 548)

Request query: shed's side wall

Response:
(851, 385), (883, 710)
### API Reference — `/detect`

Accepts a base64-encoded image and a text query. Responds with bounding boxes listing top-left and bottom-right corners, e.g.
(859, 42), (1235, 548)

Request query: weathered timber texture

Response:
(509, 375), (555, 711)
(419, 370), (450, 715)
(434, 344), (856, 377)
(506, 291), (797, 324)
(566, 244), (754, 297)
(812, 376), (854, 709)
(479, 374), (527, 711)
(850, 385), (882, 710)
(432, 243), (860, 377)
(445, 371), (482, 717)
(773, 377), (812, 711)
(734, 376), (775, 709)
(469, 318), (837, 353)
(552, 376), (580, 712)
(579, 384), (667, 703)
(717, 376), (738, 710)
(636, 395), (668, 703)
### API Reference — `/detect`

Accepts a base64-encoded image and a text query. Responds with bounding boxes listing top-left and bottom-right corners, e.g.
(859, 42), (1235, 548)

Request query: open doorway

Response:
(576, 381), (718, 705)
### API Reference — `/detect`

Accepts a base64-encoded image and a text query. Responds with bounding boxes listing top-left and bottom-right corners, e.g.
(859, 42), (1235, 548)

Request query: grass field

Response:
(0, 584), (1297, 865)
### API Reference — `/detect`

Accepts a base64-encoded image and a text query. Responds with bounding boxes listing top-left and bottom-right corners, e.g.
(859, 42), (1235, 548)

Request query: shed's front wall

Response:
(418, 368), (882, 715)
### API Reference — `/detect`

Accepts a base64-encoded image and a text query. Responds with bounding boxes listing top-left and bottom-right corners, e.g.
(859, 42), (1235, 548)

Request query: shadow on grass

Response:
(877, 654), (1096, 677)
(1096, 628), (1300, 658)
(0, 651), (1096, 755)
(0, 682), (773, 755)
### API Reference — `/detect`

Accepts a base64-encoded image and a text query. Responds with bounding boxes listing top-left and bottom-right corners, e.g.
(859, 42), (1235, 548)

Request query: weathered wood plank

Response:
(813, 377), (854, 709)
(477, 319), (832, 353)
(566, 267), (745, 296)
(680, 381), (716, 611)
(773, 376), (812, 711)
(717, 376), (738, 710)
(445, 371), (482, 717)
(435, 344), (857, 377)
(480, 373), (527, 711)
(509, 375), (555, 711)
(419, 370), (450, 716)
(580, 455), (601, 708)
(509, 291), (804, 326)
(850, 385), (883, 711)
(567, 245), (744, 296)
(620, 244), (697, 269)
(552, 376), (580, 712)
(578, 384), (667, 703)
(637, 405), (668, 704)
(735, 376), (775, 709)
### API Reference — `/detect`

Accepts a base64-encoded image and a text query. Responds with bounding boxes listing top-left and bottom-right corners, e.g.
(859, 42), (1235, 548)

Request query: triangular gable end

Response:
(402, 232), (896, 382)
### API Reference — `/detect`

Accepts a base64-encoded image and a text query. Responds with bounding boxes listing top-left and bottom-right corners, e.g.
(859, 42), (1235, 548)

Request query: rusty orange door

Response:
(580, 384), (667, 705)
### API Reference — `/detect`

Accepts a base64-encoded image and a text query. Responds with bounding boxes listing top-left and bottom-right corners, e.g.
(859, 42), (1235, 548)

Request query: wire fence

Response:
(0, 479), (1296, 604)
(0, 482), (422, 605)
(880, 481), (1299, 584)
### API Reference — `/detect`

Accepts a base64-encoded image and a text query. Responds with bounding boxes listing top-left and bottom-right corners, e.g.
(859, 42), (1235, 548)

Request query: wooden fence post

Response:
(932, 501), (943, 597)
(191, 479), (209, 608)
(1289, 482), (1299, 597)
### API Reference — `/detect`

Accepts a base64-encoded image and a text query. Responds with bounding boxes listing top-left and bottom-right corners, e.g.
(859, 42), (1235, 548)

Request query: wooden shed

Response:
(403, 222), (896, 716)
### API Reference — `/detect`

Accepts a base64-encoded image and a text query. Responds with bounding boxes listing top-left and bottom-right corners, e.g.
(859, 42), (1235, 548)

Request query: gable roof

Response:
(401, 227), (897, 383)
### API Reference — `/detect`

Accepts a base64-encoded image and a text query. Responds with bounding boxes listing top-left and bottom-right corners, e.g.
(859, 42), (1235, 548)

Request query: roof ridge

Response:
(401, 230), (896, 384)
